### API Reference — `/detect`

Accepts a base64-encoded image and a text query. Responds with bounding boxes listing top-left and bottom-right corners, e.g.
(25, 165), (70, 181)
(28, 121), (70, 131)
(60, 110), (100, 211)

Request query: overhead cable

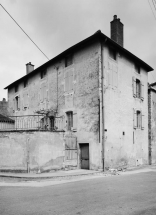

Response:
(0, 4), (50, 60)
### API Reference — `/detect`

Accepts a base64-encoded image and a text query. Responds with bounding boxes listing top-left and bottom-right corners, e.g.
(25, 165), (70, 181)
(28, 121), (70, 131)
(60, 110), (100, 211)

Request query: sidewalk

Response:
(0, 164), (156, 180)
(0, 169), (102, 180)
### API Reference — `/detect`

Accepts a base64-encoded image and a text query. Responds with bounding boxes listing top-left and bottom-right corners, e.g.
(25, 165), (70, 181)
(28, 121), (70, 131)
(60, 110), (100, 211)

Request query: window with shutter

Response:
(136, 110), (141, 128)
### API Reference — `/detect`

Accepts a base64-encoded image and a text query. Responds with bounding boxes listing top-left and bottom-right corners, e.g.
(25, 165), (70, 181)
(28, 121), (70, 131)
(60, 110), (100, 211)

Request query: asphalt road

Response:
(0, 171), (156, 215)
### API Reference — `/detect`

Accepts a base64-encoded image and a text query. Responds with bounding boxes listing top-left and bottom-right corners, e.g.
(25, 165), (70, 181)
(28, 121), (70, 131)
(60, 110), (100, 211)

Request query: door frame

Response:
(79, 143), (90, 170)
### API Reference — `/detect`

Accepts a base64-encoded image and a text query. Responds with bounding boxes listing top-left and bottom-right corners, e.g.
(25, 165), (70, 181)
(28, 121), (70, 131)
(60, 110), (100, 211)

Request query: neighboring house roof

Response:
(149, 82), (156, 87)
(4, 30), (153, 90)
(0, 114), (15, 123)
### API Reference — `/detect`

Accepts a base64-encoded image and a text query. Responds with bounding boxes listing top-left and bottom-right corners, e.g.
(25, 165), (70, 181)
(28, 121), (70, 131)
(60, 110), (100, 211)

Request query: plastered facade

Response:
(0, 131), (65, 172)
(103, 44), (149, 168)
(7, 41), (101, 170)
(5, 36), (150, 170)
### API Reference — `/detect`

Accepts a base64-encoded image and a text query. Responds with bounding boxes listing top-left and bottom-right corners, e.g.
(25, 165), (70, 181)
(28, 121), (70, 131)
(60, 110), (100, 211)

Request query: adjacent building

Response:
(3, 15), (153, 171)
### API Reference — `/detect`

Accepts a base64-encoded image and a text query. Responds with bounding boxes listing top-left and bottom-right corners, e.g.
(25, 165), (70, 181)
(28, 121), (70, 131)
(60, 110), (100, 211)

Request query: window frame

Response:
(40, 69), (47, 79)
(65, 55), (73, 67)
(66, 111), (73, 131)
(109, 47), (116, 61)
(24, 79), (28, 88)
(15, 85), (18, 93)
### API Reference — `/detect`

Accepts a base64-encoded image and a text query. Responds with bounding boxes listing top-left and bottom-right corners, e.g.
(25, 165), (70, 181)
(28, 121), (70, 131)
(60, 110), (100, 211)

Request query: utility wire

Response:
(152, 0), (156, 10)
(0, 4), (50, 60)
(148, 0), (156, 20)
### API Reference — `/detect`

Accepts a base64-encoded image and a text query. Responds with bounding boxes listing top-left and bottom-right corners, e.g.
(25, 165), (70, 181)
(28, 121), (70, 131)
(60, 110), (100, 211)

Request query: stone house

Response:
(148, 83), (156, 165)
(2, 15), (153, 171)
(0, 98), (9, 116)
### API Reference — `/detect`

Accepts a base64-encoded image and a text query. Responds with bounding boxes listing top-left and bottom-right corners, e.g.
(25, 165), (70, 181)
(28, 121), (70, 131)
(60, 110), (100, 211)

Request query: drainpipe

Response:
(100, 38), (107, 171)
(56, 67), (59, 113)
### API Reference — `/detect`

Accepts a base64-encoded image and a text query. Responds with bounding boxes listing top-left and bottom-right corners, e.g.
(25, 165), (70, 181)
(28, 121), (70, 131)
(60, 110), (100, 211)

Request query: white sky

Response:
(0, 0), (156, 100)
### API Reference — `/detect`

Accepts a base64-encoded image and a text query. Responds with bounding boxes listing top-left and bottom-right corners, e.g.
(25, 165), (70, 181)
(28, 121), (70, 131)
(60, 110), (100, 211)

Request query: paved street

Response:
(0, 170), (156, 215)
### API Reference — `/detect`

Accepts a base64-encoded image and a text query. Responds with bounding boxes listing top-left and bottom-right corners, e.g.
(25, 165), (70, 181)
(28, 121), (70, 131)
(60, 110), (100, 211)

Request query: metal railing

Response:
(0, 115), (65, 131)
(0, 115), (44, 131)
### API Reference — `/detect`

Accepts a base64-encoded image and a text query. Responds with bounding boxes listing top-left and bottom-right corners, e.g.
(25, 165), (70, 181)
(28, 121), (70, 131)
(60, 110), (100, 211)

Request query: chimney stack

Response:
(110, 15), (124, 47)
(26, 62), (34, 74)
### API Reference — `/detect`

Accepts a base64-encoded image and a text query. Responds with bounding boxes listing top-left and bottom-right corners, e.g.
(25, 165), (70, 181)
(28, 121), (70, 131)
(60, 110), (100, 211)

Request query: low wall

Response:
(0, 131), (65, 173)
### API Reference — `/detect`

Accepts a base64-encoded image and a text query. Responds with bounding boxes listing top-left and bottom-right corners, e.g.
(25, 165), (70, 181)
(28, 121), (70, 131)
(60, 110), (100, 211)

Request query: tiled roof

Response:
(0, 114), (15, 123)
(4, 30), (153, 89)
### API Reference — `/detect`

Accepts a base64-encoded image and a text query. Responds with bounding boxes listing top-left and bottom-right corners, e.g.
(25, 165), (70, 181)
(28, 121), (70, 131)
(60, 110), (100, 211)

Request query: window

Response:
(135, 64), (140, 74)
(65, 55), (73, 67)
(15, 85), (18, 93)
(109, 47), (116, 60)
(66, 111), (73, 130)
(24, 80), (28, 88)
(40, 70), (47, 79)
(134, 109), (144, 129)
(133, 77), (144, 100)
(15, 96), (19, 110)
(49, 116), (55, 131)
(136, 110), (141, 128)
(136, 79), (141, 98)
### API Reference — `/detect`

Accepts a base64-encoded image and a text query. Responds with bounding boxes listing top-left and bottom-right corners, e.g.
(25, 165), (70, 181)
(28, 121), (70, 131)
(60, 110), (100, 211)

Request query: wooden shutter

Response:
(133, 77), (136, 97)
(73, 112), (77, 131)
(133, 109), (137, 128)
(141, 82), (144, 100)
(13, 98), (15, 112)
(141, 112), (144, 130)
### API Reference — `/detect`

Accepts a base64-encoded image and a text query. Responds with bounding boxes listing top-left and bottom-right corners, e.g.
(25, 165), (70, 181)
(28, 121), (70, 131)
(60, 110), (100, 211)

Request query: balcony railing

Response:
(0, 115), (47, 131)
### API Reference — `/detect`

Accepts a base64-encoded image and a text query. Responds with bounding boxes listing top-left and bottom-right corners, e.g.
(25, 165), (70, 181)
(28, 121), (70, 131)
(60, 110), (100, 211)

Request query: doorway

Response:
(80, 143), (89, 170)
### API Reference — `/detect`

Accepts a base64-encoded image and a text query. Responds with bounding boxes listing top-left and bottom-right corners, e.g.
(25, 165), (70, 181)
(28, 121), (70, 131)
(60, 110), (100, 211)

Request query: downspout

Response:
(100, 37), (107, 171)
(56, 67), (59, 113)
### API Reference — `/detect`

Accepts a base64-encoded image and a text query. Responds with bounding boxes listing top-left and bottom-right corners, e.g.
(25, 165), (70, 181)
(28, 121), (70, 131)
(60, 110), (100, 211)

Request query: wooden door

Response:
(80, 144), (89, 169)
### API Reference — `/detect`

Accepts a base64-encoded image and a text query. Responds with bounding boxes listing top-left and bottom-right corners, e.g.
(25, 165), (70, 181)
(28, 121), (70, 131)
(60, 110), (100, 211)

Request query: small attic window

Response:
(24, 80), (28, 88)
(65, 55), (73, 67)
(135, 64), (140, 74)
(41, 69), (47, 79)
(15, 85), (18, 93)
(109, 47), (116, 60)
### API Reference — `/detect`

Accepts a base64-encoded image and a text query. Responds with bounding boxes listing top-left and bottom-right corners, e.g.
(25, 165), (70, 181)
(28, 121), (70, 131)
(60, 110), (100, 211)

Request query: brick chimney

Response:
(26, 62), (34, 74)
(110, 15), (124, 47)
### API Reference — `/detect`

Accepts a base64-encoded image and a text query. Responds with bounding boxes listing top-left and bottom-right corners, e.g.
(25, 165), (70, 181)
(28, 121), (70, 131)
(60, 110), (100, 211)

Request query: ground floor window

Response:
(66, 111), (73, 130)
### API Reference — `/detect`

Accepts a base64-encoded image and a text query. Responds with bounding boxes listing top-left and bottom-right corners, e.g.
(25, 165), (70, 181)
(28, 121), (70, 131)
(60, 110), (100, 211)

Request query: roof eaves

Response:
(4, 30), (153, 89)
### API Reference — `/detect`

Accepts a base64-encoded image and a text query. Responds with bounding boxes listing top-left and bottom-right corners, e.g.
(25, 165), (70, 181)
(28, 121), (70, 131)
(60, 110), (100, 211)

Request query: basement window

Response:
(40, 69), (47, 79)
(65, 55), (73, 67)
(109, 47), (116, 60)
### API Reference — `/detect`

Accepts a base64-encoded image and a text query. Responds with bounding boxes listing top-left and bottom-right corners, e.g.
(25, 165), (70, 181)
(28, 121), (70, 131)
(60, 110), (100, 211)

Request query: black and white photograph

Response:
(0, 0), (156, 214)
